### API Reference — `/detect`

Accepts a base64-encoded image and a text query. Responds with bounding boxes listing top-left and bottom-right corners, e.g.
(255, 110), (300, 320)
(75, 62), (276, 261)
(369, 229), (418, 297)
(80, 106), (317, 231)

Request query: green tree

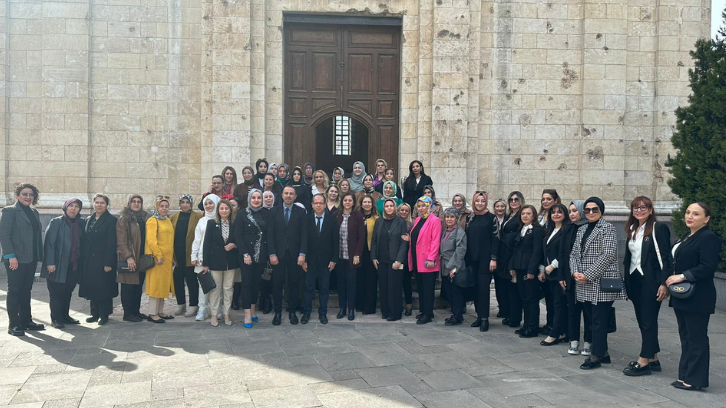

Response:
(666, 10), (726, 267)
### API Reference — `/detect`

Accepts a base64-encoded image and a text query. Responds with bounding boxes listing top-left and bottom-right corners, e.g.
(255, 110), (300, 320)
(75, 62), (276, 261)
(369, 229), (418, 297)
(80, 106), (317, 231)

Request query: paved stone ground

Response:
(0, 276), (724, 408)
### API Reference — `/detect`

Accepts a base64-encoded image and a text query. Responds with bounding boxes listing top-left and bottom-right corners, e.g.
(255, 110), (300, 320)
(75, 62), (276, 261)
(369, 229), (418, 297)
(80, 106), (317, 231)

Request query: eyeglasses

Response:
(583, 208), (600, 214)
(130, 200), (142, 205)
(509, 197), (519, 202)
(632, 206), (649, 212)
(212, 182), (223, 185)
(20, 193), (35, 198)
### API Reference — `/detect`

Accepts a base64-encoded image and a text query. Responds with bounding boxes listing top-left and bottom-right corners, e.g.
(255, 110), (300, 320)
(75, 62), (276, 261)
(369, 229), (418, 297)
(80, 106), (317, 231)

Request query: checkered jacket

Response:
(570, 218), (627, 303)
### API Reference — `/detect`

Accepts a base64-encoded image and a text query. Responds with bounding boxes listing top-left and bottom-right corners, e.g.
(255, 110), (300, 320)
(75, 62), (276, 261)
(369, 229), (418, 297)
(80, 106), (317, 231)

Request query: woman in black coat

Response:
(371, 198), (410, 321)
(79, 194), (118, 325)
(498, 191), (524, 328)
(465, 192), (499, 332)
(540, 204), (570, 345)
(234, 189), (274, 328)
(402, 160), (433, 209)
(665, 202), (722, 391)
(508, 204), (544, 338)
(622, 196), (671, 376)
(203, 199), (240, 327)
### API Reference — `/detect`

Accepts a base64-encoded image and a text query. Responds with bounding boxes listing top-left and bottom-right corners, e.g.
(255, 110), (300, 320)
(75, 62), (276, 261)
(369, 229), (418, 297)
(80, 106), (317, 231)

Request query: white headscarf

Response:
(203, 194), (220, 220)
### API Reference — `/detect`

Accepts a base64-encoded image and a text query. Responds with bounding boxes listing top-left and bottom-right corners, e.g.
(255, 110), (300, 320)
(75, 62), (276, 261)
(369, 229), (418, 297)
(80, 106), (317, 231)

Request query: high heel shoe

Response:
(251, 316), (259, 322)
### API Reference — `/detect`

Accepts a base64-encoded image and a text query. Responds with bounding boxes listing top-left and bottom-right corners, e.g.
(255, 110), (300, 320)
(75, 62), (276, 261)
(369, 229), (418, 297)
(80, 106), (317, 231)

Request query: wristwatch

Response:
(679, 273), (686, 280)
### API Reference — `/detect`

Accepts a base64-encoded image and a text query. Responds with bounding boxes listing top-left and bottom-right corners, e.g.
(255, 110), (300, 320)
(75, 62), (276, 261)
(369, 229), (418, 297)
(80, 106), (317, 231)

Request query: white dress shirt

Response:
(628, 223), (646, 275)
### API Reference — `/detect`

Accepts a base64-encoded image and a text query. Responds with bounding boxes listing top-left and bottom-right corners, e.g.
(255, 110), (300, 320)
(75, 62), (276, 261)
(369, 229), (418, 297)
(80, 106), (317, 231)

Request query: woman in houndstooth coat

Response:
(570, 197), (626, 370)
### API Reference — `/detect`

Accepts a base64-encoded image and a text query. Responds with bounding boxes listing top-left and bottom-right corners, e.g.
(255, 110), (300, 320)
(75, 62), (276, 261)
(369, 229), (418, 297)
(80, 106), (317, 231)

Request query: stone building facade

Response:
(0, 0), (711, 211)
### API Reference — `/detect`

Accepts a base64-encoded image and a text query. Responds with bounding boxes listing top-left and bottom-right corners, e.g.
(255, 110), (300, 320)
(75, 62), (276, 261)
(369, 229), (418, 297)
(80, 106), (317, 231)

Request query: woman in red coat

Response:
(408, 196), (442, 324)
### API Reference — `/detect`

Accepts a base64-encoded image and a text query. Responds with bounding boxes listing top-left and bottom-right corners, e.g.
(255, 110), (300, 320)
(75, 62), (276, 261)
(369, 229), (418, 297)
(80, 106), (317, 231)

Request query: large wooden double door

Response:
(284, 21), (401, 174)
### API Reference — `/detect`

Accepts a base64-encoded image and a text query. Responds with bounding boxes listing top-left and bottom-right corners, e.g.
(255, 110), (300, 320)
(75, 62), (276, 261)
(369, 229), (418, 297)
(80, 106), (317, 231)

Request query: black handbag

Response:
(197, 271), (217, 294)
(599, 277), (623, 293)
(453, 266), (476, 288)
(669, 281), (695, 299)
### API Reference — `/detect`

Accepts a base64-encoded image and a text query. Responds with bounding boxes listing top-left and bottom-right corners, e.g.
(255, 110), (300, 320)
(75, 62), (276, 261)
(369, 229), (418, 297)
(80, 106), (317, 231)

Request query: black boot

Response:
(471, 317), (482, 327)
(479, 318), (489, 332)
(337, 308), (346, 319)
(272, 312), (281, 326)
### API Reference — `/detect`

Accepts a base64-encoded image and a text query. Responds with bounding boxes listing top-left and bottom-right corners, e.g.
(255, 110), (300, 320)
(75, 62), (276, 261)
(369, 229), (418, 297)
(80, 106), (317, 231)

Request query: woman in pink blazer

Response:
(408, 196), (442, 324)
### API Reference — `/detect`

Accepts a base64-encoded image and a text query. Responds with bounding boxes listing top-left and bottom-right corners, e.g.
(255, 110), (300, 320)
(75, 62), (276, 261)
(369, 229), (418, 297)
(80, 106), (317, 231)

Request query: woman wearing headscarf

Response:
(276, 163), (291, 190)
(311, 170), (330, 197)
(572, 197), (626, 370)
(466, 192), (499, 332)
(374, 168), (403, 200)
(357, 195), (379, 314)
(255, 158), (269, 187)
(258, 190), (276, 314)
(203, 199), (239, 327)
(560, 200), (592, 355)
(117, 194), (149, 323)
(190, 194), (220, 321)
(398, 203), (414, 316)
(42, 198), (84, 329)
(80, 194), (117, 326)
(498, 191), (524, 328)
(422, 185), (444, 220)
(402, 160), (433, 209)
(440, 207), (468, 326)
(268, 163), (278, 178)
(356, 174), (382, 208)
(170, 195), (203, 317)
(376, 181), (403, 214)
(452, 194), (471, 229)
(331, 167), (345, 185)
(409, 196), (441, 324)
(144, 197), (176, 323)
(233, 166), (257, 210)
(262, 173), (282, 208)
(234, 189), (274, 328)
(221, 166), (238, 198)
(372, 159), (388, 189)
(290, 167), (312, 212)
(335, 192), (366, 321)
(303, 162), (315, 185)
(348, 161), (367, 193)
(372, 198), (409, 321)
(263, 190), (276, 210)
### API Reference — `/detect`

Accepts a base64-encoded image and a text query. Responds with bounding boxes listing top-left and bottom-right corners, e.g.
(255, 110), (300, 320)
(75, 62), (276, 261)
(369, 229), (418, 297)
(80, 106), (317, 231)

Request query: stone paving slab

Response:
(0, 279), (724, 407)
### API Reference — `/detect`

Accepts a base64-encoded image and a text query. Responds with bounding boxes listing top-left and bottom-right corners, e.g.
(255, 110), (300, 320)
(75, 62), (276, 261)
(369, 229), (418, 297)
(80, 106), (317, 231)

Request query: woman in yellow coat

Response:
(145, 196), (176, 323)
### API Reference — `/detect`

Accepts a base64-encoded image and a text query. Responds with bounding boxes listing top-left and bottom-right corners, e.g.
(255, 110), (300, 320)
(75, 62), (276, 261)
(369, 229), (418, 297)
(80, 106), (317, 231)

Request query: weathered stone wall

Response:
(0, 0), (711, 211)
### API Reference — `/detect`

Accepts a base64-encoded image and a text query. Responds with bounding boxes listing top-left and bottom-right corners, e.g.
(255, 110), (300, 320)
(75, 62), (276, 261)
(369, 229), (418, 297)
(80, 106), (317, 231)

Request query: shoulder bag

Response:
(668, 236), (695, 299)
(453, 266), (476, 288)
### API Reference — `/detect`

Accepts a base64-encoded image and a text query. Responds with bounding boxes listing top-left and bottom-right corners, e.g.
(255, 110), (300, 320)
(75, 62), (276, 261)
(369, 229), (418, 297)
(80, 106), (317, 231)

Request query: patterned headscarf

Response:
(417, 196), (433, 219)
(179, 194), (194, 209)
(303, 162), (315, 185)
(152, 196), (170, 220)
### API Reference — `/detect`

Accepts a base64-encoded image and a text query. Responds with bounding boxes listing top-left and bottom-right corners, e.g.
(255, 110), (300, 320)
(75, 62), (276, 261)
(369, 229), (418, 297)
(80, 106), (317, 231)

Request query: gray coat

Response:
(440, 226), (467, 277)
(0, 202), (43, 263)
(41, 216), (84, 284)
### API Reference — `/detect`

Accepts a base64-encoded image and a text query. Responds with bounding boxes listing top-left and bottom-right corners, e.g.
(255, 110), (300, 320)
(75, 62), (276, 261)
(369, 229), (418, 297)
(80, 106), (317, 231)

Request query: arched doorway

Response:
(315, 114), (369, 176)
(283, 16), (401, 176)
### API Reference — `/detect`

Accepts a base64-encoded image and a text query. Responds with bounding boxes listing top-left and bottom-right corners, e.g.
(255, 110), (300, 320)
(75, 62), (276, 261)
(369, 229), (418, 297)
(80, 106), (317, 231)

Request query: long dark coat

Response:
(79, 211), (119, 300)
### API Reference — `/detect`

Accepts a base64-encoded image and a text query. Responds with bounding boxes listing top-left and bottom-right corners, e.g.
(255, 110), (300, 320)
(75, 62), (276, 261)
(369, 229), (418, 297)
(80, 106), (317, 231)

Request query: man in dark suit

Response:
(301, 194), (339, 325)
(268, 186), (308, 326)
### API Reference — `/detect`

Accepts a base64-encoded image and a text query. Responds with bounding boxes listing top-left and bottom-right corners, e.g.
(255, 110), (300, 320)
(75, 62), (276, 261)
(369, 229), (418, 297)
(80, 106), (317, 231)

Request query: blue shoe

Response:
(244, 322), (253, 328)
(251, 316), (259, 322)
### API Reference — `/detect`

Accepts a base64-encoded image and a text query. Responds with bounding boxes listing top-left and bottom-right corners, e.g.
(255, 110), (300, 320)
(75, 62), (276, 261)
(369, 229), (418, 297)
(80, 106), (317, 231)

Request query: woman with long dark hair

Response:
(203, 199), (239, 327)
(335, 192), (365, 321)
(540, 203), (571, 345)
(537, 189), (561, 334)
(357, 195), (379, 314)
(498, 191), (524, 328)
(508, 204), (544, 338)
(402, 160), (432, 209)
(42, 198), (85, 329)
(326, 184), (342, 216)
(622, 196), (671, 376)
(221, 166), (238, 198)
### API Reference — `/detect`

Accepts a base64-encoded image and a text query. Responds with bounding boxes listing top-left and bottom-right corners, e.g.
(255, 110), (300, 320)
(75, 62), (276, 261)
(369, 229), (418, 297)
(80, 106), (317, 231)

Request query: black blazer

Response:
(543, 226), (566, 282)
(509, 225), (544, 276)
(370, 216), (409, 265)
(305, 211), (340, 268)
(465, 213), (500, 268)
(623, 223), (672, 297)
(202, 219), (240, 271)
(558, 223), (579, 282)
(268, 204), (308, 259)
(233, 209), (273, 264)
(496, 214), (521, 278)
(0, 202), (43, 263)
(402, 175), (433, 209)
(669, 227), (722, 314)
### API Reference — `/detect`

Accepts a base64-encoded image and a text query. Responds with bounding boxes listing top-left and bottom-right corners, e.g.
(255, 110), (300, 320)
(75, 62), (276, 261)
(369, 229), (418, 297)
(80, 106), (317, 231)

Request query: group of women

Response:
(0, 158), (721, 391)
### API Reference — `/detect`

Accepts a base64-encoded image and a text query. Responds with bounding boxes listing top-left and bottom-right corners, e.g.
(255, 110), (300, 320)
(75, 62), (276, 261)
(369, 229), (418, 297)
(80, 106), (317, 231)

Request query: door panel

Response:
(284, 23), (400, 174)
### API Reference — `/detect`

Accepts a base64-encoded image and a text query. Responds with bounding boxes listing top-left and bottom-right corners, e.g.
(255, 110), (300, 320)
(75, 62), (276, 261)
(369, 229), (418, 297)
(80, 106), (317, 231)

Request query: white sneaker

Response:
(582, 342), (592, 356)
(195, 308), (207, 321)
(175, 305), (186, 316)
(568, 341), (580, 355)
(185, 306), (198, 318)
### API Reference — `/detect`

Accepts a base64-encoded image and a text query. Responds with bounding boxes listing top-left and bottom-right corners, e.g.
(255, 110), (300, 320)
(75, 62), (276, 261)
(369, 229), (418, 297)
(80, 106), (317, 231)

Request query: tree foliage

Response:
(666, 10), (726, 268)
